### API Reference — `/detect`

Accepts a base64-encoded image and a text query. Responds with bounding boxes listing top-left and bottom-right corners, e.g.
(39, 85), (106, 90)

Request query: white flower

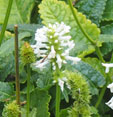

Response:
(58, 79), (65, 92)
(66, 56), (81, 64)
(106, 97), (113, 109)
(32, 22), (81, 70)
(102, 63), (113, 73)
(48, 46), (56, 59)
(107, 82), (113, 93)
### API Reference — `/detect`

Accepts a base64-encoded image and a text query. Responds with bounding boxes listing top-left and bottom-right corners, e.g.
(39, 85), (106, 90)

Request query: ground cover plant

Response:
(0, 0), (113, 117)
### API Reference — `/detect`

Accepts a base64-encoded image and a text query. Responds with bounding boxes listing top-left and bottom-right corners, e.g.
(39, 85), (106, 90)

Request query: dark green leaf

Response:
(0, 82), (14, 102)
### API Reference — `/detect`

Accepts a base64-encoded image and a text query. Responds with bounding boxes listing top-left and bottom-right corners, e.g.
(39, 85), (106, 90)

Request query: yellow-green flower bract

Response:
(20, 42), (36, 65)
(2, 101), (21, 117)
(65, 71), (91, 117)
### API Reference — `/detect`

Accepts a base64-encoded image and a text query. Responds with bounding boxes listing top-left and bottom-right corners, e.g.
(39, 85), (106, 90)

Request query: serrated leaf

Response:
(102, 0), (113, 21)
(75, 0), (107, 25)
(0, 0), (35, 24)
(39, 0), (101, 57)
(30, 88), (51, 117)
(0, 82), (14, 102)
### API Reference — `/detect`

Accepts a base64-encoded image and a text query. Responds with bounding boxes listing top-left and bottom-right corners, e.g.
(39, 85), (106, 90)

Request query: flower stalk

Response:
(0, 0), (13, 46)
(14, 25), (21, 117)
(26, 64), (31, 117)
(56, 83), (61, 117)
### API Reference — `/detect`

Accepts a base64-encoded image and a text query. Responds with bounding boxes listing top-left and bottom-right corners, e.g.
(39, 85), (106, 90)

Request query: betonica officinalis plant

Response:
(1, 0), (113, 117)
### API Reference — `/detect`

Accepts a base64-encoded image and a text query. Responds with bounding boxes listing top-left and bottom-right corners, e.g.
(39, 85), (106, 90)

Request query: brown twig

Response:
(14, 25), (21, 117)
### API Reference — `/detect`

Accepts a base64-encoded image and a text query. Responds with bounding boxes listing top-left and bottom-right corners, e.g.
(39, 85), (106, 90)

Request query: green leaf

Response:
(75, 0), (107, 25)
(102, 0), (113, 21)
(99, 34), (113, 42)
(30, 88), (51, 117)
(83, 57), (106, 77)
(31, 64), (53, 90)
(101, 23), (113, 34)
(65, 61), (106, 95)
(39, 0), (101, 57)
(100, 23), (113, 55)
(0, 0), (35, 24)
(0, 54), (14, 81)
(0, 32), (31, 58)
(0, 82), (14, 102)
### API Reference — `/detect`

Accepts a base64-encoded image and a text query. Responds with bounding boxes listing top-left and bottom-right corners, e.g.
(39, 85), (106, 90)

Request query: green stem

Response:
(0, 0), (13, 46)
(95, 47), (105, 63)
(68, 0), (96, 45)
(55, 83), (61, 117)
(26, 64), (31, 117)
(95, 77), (109, 108)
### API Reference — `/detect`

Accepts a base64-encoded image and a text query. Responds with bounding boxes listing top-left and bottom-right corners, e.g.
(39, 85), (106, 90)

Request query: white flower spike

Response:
(102, 63), (113, 73)
(106, 97), (113, 110)
(107, 82), (113, 93)
(32, 22), (81, 70)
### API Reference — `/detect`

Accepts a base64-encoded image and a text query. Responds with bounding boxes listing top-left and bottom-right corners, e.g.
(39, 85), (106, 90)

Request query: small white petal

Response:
(48, 46), (56, 59)
(66, 56), (81, 64)
(56, 54), (62, 69)
(107, 83), (113, 93)
(102, 63), (113, 73)
(58, 79), (64, 92)
(106, 97), (113, 109)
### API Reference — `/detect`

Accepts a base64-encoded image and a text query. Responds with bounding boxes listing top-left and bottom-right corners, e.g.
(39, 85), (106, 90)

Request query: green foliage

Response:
(66, 71), (91, 117)
(0, 54), (14, 81)
(0, 0), (35, 24)
(65, 61), (106, 95)
(75, 0), (107, 25)
(99, 34), (113, 43)
(30, 88), (51, 117)
(83, 57), (106, 77)
(39, 0), (101, 57)
(2, 101), (20, 117)
(102, 0), (113, 21)
(0, 82), (14, 102)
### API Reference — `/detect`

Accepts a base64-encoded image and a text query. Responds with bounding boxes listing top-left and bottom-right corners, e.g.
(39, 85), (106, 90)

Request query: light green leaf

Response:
(0, 82), (14, 102)
(30, 88), (51, 117)
(0, 0), (35, 24)
(102, 0), (113, 21)
(39, 0), (101, 57)
(75, 0), (107, 25)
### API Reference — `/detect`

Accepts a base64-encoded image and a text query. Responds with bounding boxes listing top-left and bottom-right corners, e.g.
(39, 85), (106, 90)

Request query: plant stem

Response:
(68, 0), (96, 45)
(14, 25), (21, 117)
(26, 64), (31, 117)
(0, 0), (13, 46)
(95, 77), (109, 108)
(56, 83), (61, 117)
